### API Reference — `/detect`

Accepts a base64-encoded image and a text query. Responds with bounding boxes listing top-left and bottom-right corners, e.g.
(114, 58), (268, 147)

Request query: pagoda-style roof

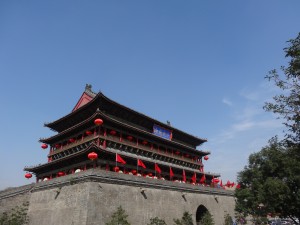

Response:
(41, 110), (209, 156)
(45, 86), (207, 148)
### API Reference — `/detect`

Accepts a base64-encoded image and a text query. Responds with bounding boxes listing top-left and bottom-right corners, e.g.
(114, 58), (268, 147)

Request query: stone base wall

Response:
(0, 183), (34, 214)
(0, 169), (236, 225)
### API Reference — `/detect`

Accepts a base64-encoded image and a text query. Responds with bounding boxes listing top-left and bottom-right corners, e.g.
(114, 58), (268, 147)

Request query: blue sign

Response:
(153, 124), (172, 140)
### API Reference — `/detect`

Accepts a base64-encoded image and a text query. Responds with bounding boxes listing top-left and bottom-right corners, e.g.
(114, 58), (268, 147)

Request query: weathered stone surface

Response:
(0, 170), (235, 225)
(0, 183), (34, 214)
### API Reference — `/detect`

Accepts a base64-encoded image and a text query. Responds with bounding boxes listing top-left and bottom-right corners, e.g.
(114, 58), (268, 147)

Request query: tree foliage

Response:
(0, 202), (29, 225)
(173, 211), (194, 225)
(236, 33), (300, 225)
(147, 217), (167, 225)
(264, 32), (300, 144)
(105, 206), (131, 225)
(235, 138), (300, 224)
(223, 213), (233, 225)
(197, 211), (214, 225)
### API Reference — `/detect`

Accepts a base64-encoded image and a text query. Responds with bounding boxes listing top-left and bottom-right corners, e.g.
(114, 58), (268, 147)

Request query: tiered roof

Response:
(25, 85), (219, 183)
(44, 85), (207, 149)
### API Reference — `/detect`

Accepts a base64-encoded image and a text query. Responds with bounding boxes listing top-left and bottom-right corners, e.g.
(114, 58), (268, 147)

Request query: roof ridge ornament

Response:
(85, 84), (97, 96)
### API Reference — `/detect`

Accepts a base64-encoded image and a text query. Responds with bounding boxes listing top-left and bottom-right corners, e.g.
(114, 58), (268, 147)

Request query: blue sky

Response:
(0, 1), (299, 189)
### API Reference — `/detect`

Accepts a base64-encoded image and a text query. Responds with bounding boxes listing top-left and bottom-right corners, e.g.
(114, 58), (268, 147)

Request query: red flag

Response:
(116, 153), (126, 164)
(226, 180), (231, 187)
(200, 174), (206, 184)
(155, 163), (161, 173)
(220, 180), (223, 187)
(231, 182), (235, 188)
(236, 183), (241, 189)
(191, 172), (196, 183)
(170, 167), (174, 178)
(182, 169), (186, 182)
(137, 159), (146, 168)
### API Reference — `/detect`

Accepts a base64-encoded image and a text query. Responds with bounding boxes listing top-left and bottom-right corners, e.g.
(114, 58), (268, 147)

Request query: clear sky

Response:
(0, 1), (299, 190)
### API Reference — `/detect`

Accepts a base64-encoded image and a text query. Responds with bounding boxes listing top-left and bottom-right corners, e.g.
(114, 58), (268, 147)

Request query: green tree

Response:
(0, 202), (29, 225)
(236, 33), (300, 225)
(235, 138), (300, 224)
(197, 211), (214, 225)
(173, 211), (194, 225)
(264, 32), (300, 144)
(223, 213), (233, 225)
(148, 217), (167, 225)
(105, 206), (131, 225)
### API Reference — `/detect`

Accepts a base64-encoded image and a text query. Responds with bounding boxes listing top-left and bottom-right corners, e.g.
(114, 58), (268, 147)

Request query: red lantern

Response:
(25, 173), (32, 179)
(57, 171), (65, 177)
(175, 151), (180, 155)
(185, 154), (189, 157)
(127, 136), (133, 141)
(69, 138), (75, 143)
(55, 144), (61, 148)
(142, 140), (148, 145)
(131, 169), (137, 175)
(110, 130), (117, 135)
(113, 166), (119, 172)
(212, 178), (219, 183)
(204, 156), (209, 160)
(94, 118), (103, 126)
(86, 130), (93, 135)
(88, 152), (98, 160)
(41, 143), (48, 149)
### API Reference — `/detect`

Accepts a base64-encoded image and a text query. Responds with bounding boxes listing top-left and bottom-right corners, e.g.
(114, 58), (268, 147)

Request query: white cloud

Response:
(204, 81), (285, 183)
(232, 121), (255, 131)
(235, 107), (262, 121)
(240, 89), (260, 101)
(222, 98), (233, 106)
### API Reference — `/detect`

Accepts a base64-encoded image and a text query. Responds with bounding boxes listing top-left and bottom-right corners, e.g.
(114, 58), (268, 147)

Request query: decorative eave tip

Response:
(84, 84), (97, 97)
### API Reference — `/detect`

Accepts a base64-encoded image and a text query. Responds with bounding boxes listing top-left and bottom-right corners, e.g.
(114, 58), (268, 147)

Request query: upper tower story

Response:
(44, 84), (207, 150)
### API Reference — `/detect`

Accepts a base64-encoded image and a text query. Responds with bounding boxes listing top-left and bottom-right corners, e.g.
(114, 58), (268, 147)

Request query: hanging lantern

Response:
(175, 151), (180, 155)
(131, 169), (137, 175)
(41, 143), (48, 149)
(88, 152), (98, 160)
(57, 171), (65, 177)
(142, 140), (148, 145)
(212, 178), (219, 183)
(25, 173), (32, 179)
(94, 118), (103, 126)
(86, 130), (93, 135)
(113, 166), (119, 172)
(127, 136), (133, 141)
(110, 130), (117, 135)
(204, 156), (209, 160)
(75, 169), (81, 173)
(69, 138), (75, 143)
(55, 144), (61, 148)
(185, 154), (190, 157)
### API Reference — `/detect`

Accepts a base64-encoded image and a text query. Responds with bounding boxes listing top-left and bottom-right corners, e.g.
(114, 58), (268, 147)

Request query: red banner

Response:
(116, 154), (126, 164)
(137, 159), (146, 168)
(155, 163), (161, 173)
(170, 167), (174, 178)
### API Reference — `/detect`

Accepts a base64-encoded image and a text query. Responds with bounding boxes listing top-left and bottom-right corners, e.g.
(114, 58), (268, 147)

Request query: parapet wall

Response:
(0, 169), (236, 225)
(0, 183), (34, 214)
